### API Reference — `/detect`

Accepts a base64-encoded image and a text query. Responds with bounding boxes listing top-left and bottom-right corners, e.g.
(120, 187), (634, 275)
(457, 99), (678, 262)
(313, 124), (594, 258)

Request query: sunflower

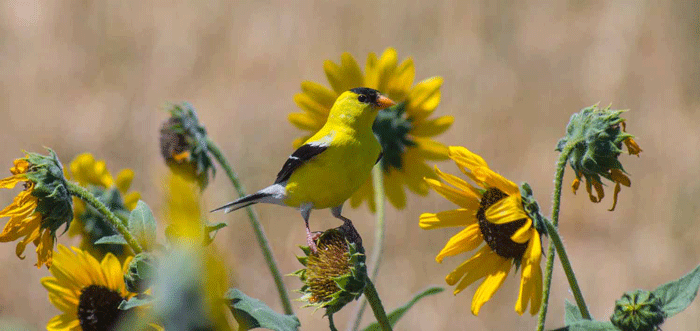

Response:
(0, 151), (73, 268)
(41, 245), (158, 331)
(67, 153), (140, 258)
(419, 146), (543, 315)
(289, 48), (453, 210)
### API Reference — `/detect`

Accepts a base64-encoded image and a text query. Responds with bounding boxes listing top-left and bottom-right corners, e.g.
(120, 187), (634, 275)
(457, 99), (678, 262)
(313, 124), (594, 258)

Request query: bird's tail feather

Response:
(210, 192), (271, 213)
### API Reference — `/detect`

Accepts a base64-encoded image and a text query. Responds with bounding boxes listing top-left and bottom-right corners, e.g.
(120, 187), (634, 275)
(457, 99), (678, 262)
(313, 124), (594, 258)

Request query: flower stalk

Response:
(66, 181), (143, 255)
(350, 165), (386, 330)
(537, 146), (590, 331)
(205, 138), (294, 316)
(364, 277), (392, 331)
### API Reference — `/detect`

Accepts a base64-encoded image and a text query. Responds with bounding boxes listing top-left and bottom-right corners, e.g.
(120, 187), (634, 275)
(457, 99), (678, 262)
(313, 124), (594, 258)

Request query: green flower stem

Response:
(544, 218), (591, 320)
(66, 181), (143, 255)
(364, 277), (392, 331)
(350, 165), (386, 330)
(537, 147), (590, 331)
(328, 314), (338, 331)
(205, 139), (294, 316)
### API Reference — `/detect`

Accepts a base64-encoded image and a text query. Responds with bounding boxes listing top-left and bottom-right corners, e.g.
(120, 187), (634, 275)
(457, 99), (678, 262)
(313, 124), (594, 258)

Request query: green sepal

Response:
(128, 201), (157, 251)
(23, 149), (73, 235)
(204, 221), (227, 246)
(119, 294), (155, 310)
(652, 264), (700, 318)
(224, 288), (300, 331)
(373, 102), (416, 172)
(124, 253), (156, 293)
(94, 234), (128, 245)
(362, 286), (444, 331)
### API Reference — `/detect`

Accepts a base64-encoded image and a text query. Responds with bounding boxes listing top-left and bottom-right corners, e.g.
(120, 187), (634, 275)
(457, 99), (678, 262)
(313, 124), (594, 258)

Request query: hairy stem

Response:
(364, 277), (392, 331)
(206, 139), (294, 316)
(66, 181), (143, 255)
(537, 147), (590, 331)
(350, 166), (386, 330)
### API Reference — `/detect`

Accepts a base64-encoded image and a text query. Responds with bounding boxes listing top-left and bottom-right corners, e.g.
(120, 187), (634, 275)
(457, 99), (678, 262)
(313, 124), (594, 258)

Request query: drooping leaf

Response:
(128, 200), (157, 250)
(204, 222), (227, 245)
(94, 234), (127, 245)
(652, 264), (700, 318)
(564, 300), (584, 324)
(551, 320), (618, 331)
(225, 288), (300, 331)
(119, 294), (155, 310)
(362, 286), (444, 331)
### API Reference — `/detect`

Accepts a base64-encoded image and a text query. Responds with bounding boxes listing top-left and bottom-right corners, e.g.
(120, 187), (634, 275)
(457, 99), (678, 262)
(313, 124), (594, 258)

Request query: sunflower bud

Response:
(0, 149), (73, 268)
(291, 225), (366, 315)
(124, 252), (156, 294)
(160, 103), (215, 188)
(610, 290), (665, 331)
(556, 104), (642, 211)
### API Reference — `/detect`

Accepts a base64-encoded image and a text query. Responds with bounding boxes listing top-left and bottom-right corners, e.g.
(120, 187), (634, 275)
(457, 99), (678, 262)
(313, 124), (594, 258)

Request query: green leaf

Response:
(652, 264), (700, 318)
(552, 320), (618, 331)
(128, 201), (157, 250)
(362, 286), (444, 331)
(119, 294), (155, 310)
(565, 300), (584, 324)
(94, 234), (127, 245)
(225, 288), (300, 331)
(204, 222), (227, 245)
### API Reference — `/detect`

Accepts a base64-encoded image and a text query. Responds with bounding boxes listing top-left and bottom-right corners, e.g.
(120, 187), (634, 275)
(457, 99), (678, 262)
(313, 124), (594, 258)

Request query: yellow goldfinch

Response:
(212, 88), (395, 250)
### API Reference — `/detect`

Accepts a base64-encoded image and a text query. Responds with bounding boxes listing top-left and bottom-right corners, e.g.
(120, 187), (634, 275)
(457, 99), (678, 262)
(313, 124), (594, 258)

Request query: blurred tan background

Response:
(1, 1), (699, 330)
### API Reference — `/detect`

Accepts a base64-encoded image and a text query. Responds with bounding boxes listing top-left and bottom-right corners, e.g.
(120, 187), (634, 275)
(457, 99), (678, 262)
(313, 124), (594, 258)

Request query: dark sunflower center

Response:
(372, 102), (414, 171)
(78, 285), (126, 331)
(477, 188), (528, 260)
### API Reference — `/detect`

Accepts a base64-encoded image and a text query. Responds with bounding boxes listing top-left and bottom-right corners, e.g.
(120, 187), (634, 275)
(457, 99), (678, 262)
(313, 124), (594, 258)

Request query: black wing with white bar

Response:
(274, 143), (329, 184)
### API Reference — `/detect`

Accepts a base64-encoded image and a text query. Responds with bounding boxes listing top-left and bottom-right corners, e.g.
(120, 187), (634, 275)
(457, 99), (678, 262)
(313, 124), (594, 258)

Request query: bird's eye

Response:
(358, 94), (368, 103)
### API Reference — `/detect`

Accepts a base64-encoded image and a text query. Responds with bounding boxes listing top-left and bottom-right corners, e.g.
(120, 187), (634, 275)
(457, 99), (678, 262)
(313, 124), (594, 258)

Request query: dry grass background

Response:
(0, 1), (699, 330)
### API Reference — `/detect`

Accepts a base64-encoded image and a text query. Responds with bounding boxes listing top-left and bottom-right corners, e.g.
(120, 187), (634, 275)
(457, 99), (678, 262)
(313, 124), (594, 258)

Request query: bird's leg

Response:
(301, 206), (317, 253)
(331, 205), (352, 225)
(331, 204), (362, 247)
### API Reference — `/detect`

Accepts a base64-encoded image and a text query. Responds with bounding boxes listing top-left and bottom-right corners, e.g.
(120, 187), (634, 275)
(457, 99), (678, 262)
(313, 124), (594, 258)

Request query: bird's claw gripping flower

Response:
(0, 149), (73, 268)
(160, 103), (215, 188)
(556, 104), (642, 211)
(289, 48), (454, 210)
(610, 290), (665, 331)
(291, 224), (367, 316)
(420, 146), (545, 316)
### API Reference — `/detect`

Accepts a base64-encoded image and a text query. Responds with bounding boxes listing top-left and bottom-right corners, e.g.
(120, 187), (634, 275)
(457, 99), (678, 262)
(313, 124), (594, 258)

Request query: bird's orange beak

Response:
(375, 95), (396, 110)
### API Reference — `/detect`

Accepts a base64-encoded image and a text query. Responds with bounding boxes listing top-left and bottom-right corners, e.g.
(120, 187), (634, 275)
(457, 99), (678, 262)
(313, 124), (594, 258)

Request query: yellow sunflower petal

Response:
(35, 229), (54, 268)
(434, 166), (480, 198)
(403, 156), (435, 195)
(323, 52), (363, 94)
(101, 253), (123, 291)
(123, 191), (140, 211)
(485, 195), (528, 225)
(288, 112), (324, 131)
(419, 209), (475, 230)
(42, 278), (79, 312)
(446, 245), (492, 286)
(364, 52), (379, 89)
(292, 135), (313, 149)
(411, 115), (454, 137)
(300, 80), (338, 109)
(384, 170), (407, 209)
(435, 223), (482, 263)
(473, 167), (520, 196)
(293, 93), (331, 121)
(407, 77), (443, 121)
(115, 169), (135, 194)
(510, 219), (533, 244)
(46, 314), (80, 331)
(529, 264), (543, 315)
(414, 138), (449, 160)
(387, 57), (415, 101)
(11, 158), (30, 175)
(471, 256), (512, 316)
(449, 146), (487, 170)
(350, 178), (375, 213)
(425, 178), (480, 209)
(375, 48), (398, 93)
(0, 174), (25, 189)
(516, 233), (543, 315)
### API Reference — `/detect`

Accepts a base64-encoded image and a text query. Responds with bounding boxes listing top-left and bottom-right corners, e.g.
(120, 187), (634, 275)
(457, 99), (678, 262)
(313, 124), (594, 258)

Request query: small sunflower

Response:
(289, 48), (453, 210)
(419, 146), (544, 315)
(0, 151), (73, 268)
(67, 153), (140, 259)
(41, 245), (157, 331)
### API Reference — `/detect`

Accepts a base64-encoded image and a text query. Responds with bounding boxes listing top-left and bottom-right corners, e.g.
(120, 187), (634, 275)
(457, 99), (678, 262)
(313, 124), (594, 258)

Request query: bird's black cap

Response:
(350, 87), (380, 104)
